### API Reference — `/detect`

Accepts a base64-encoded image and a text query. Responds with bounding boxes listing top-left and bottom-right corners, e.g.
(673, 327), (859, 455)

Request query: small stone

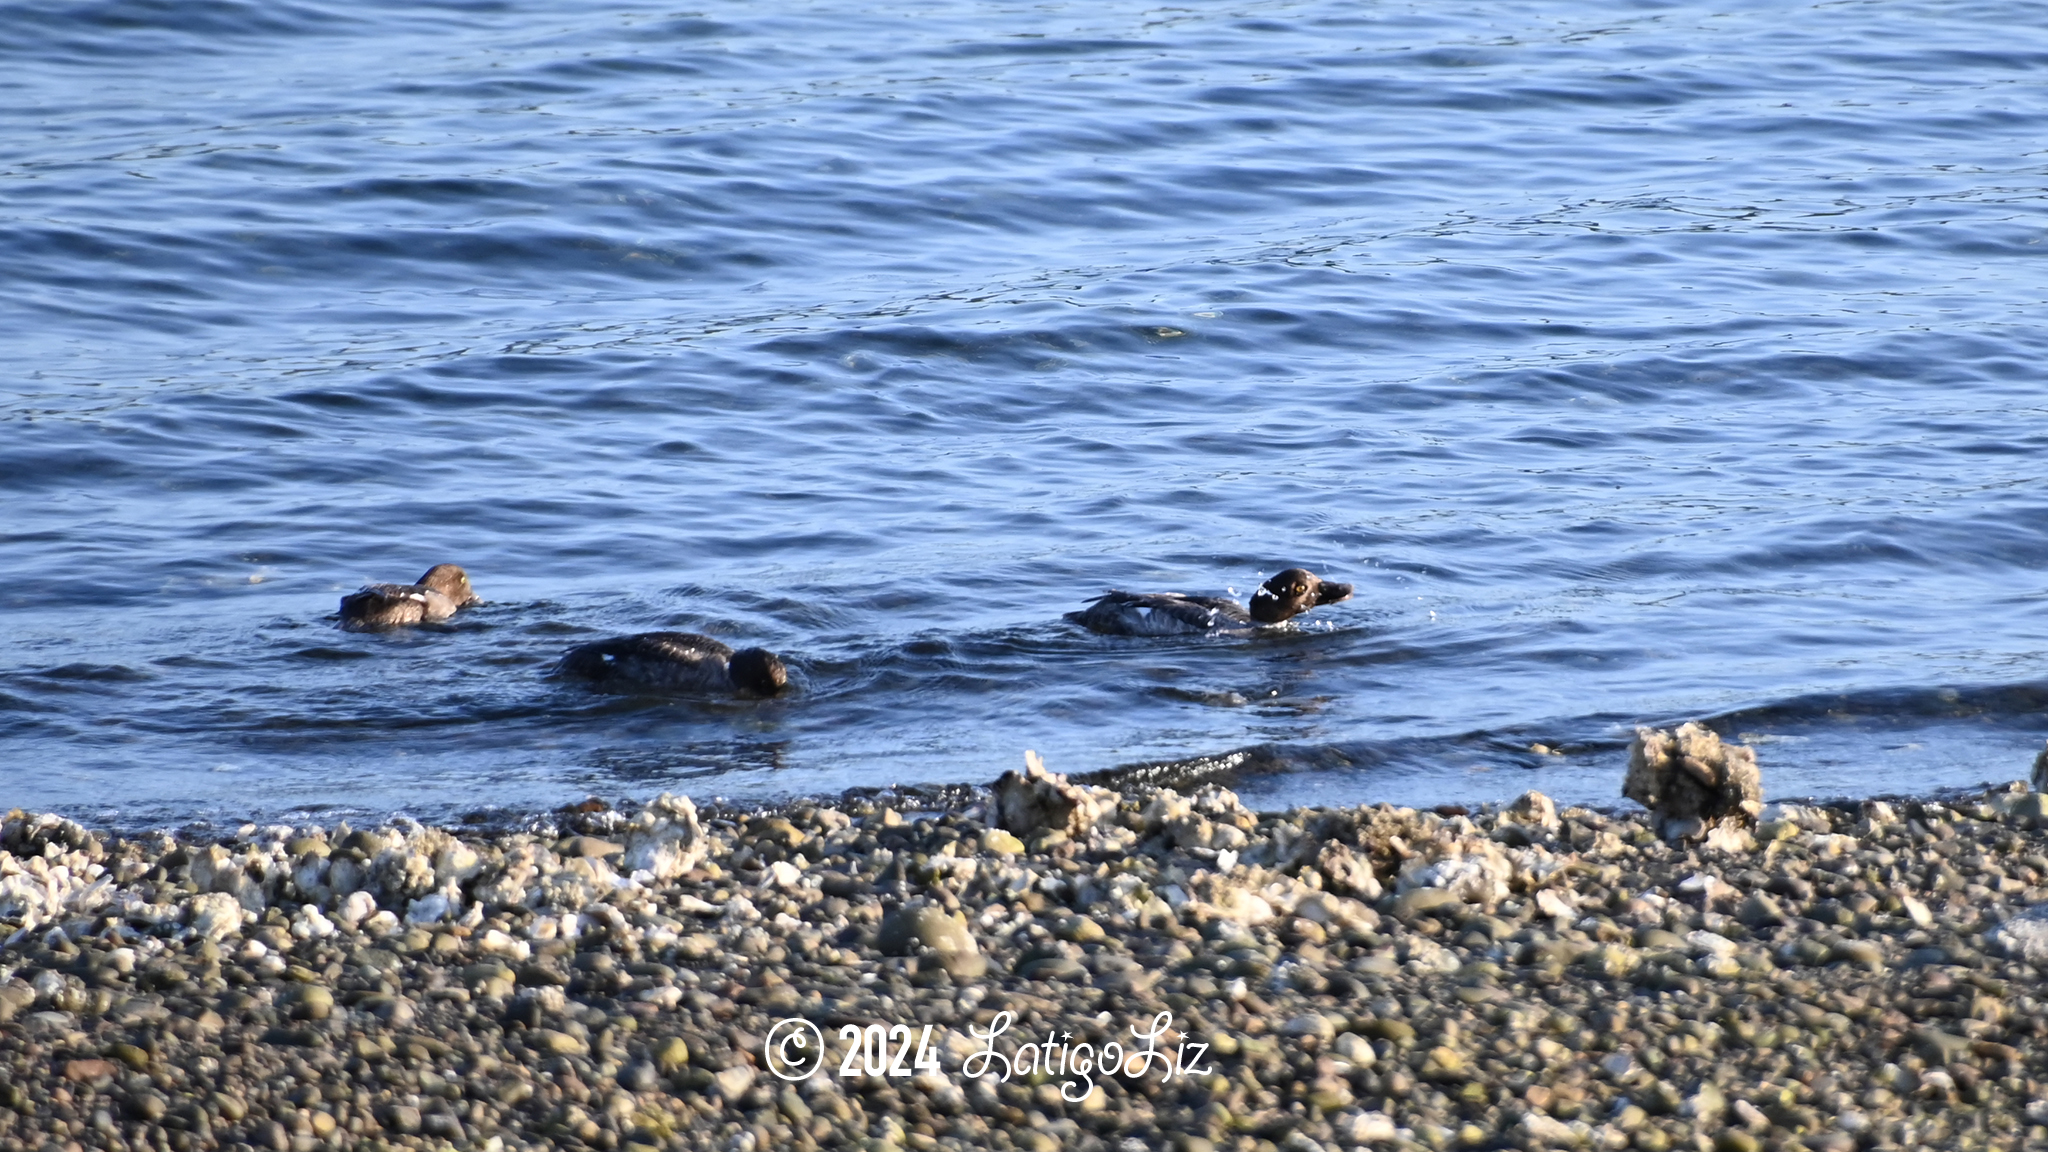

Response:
(1992, 903), (2048, 961)
(1683, 1082), (1727, 1125)
(1394, 887), (1462, 919)
(1579, 943), (1640, 978)
(1736, 893), (1784, 927)
(1019, 956), (1087, 983)
(288, 985), (335, 1021)
(980, 829), (1025, 855)
(938, 951), (989, 979)
(712, 1066), (755, 1100)
(1419, 1046), (1466, 1080)
(384, 1105), (422, 1134)
(1340, 1112), (1397, 1143)
(1504, 790), (1560, 831)
(1333, 1032), (1377, 1067)
(555, 835), (624, 859)
(1281, 1014), (1336, 1043)
(875, 904), (976, 957)
(653, 1037), (691, 1073)
(1055, 915), (1105, 943)
(756, 817), (804, 848)
(531, 1029), (589, 1057)
(1916, 1028), (1972, 1066)
(108, 1043), (150, 1071)
(1367, 1019), (1416, 1046)
(61, 1059), (117, 1083)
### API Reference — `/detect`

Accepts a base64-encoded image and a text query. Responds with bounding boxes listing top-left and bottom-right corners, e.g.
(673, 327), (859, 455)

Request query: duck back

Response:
(339, 584), (460, 630)
(559, 632), (739, 692)
(1066, 591), (1253, 636)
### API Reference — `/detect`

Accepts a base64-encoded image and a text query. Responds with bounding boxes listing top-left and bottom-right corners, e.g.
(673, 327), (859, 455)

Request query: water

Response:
(5, 0), (2048, 827)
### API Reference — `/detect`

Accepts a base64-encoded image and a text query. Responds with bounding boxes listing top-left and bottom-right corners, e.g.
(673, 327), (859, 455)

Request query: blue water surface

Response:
(4, 0), (2048, 825)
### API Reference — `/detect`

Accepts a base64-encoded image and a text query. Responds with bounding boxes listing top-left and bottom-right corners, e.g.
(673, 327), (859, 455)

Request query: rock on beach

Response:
(2, 764), (2048, 1152)
(1623, 722), (1763, 845)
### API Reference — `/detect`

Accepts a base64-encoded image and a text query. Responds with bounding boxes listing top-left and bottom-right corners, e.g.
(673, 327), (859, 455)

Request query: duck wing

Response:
(339, 583), (433, 629)
(1067, 591), (1252, 636)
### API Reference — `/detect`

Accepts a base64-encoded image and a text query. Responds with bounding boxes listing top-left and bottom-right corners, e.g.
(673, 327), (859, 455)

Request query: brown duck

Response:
(338, 564), (481, 630)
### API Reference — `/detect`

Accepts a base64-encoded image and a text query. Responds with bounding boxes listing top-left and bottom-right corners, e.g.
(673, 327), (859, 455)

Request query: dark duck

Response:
(558, 632), (789, 697)
(1067, 567), (1353, 636)
(338, 564), (481, 630)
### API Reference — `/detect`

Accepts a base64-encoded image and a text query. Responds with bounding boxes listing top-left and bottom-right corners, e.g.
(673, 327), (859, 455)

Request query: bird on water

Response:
(338, 564), (482, 630)
(557, 632), (789, 697)
(1067, 567), (1353, 636)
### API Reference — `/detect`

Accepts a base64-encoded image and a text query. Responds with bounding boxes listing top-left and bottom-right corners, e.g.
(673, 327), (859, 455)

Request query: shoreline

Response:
(4, 770), (2048, 1152)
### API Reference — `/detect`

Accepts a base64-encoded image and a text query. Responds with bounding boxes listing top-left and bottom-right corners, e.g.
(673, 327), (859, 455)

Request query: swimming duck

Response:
(338, 564), (481, 630)
(558, 632), (789, 697)
(1067, 567), (1353, 636)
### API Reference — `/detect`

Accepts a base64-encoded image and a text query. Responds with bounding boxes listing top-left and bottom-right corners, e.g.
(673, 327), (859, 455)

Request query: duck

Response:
(557, 632), (789, 697)
(1067, 567), (1353, 636)
(338, 564), (481, 630)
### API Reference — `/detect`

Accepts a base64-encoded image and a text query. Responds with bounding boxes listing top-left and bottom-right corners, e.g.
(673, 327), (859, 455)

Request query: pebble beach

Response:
(6, 756), (2048, 1152)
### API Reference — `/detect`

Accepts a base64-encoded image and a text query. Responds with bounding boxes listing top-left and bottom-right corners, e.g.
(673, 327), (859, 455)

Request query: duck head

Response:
(1247, 567), (1352, 624)
(730, 647), (790, 696)
(417, 564), (481, 606)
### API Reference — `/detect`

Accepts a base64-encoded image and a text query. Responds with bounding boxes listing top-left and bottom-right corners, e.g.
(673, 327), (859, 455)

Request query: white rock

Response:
(1333, 1032), (1377, 1068)
(1339, 1112), (1397, 1143)
(1536, 889), (1577, 920)
(1993, 904), (2048, 963)
(405, 892), (454, 924)
(478, 929), (531, 960)
(1622, 722), (1763, 841)
(618, 794), (710, 881)
(1504, 791), (1560, 832)
(1685, 930), (1738, 958)
(1281, 1013), (1338, 1042)
(291, 904), (336, 939)
(1398, 838), (1513, 905)
(1520, 1112), (1578, 1144)
(334, 890), (378, 929)
(992, 751), (1113, 840)
(1399, 937), (1460, 974)
(186, 892), (247, 941)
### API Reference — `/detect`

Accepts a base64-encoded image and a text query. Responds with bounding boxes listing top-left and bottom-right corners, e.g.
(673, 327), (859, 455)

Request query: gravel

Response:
(4, 774), (2048, 1152)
